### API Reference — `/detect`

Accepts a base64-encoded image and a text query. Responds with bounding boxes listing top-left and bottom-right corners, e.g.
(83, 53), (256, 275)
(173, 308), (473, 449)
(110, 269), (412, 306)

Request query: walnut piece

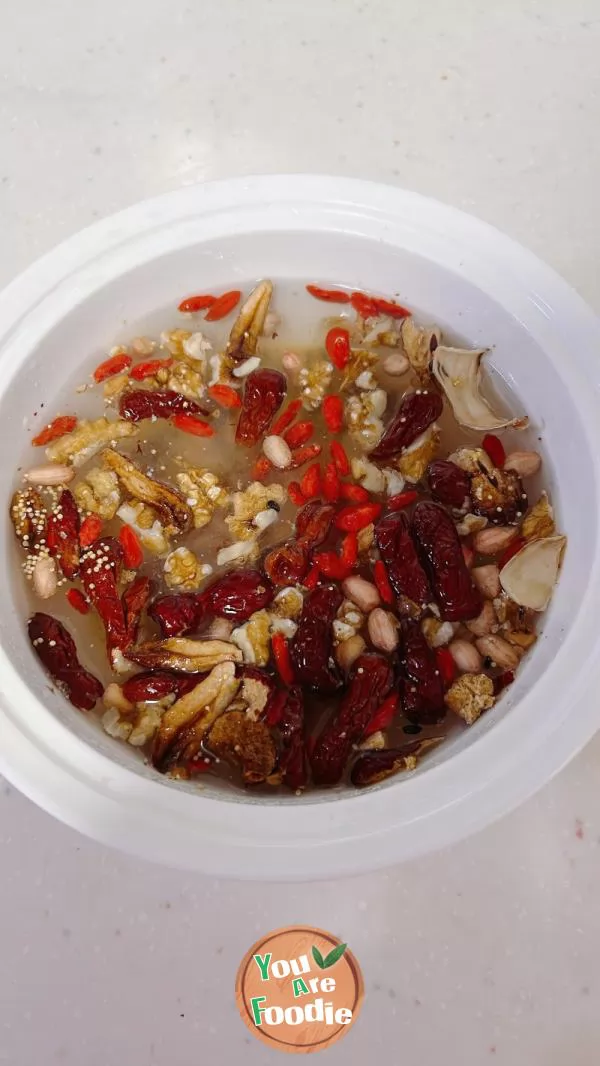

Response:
(176, 467), (228, 530)
(397, 426), (440, 484)
(445, 673), (495, 725)
(225, 481), (285, 542)
(521, 492), (555, 541)
(117, 500), (169, 554)
(400, 317), (441, 383)
(46, 417), (137, 467)
(299, 359), (333, 410)
(345, 390), (387, 450)
(74, 467), (121, 519)
(341, 348), (378, 391)
(231, 610), (271, 666)
(164, 546), (212, 590)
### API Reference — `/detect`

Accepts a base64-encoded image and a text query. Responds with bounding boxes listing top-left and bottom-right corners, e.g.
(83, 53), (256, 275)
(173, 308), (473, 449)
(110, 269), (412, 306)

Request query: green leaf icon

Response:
(323, 942), (348, 969)
(311, 945), (326, 969)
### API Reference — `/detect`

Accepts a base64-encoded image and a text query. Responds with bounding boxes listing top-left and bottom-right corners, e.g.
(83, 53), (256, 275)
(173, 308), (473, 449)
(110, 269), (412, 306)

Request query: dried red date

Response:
(370, 389), (443, 462)
(148, 593), (203, 637)
(235, 368), (287, 446)
(202, 569), (273, 619)
(46, 489), (80, 579)
(119, 390), (209, 423)
(375, 512), (431, 606)
(311, 653), (395, 785)
(28, 612), (103, 711)
(80, 537), (129, 654)
(427, 460), (471, 509)
(122, 670), (199, 703)
(277, 686), (307, 791)
(351, 740), (424, 787)
(263, 543), (308, 587)
(295, 500), (336, 550)
(400, 620), (445, 724)
(290, 584), (342, 694)
(411, 502), (482, 621)
(122, 575), (152, 647)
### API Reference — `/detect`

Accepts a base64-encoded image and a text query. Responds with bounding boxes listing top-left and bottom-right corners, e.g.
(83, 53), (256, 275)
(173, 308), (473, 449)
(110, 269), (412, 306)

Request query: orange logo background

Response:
(236, 925), (364, 1054)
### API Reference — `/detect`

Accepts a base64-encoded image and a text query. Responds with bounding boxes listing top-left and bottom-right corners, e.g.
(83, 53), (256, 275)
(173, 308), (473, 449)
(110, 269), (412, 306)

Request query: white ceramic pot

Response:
(1, 176), (599, 880)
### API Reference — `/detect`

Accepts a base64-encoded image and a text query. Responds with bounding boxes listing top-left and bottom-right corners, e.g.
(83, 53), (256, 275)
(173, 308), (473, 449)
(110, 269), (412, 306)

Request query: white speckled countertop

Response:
(2, 1), (600, 1062)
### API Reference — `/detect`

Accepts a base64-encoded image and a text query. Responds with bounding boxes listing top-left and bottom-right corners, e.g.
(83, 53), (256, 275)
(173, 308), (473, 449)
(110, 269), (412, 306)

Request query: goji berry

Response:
(363, 693), (400, 737)
(436, 647), (457, 686)
(335, 503), (382, 532)
(271, 632), (295, 686)
(340, 532), (358, 569)
(252, 456), (272, 480)
(204, 290), (241, 321)
(330, 440), (350, 476)
(32, 415), (78, 447)
(313, 551), (348, 581)
(208, 383), (242, 408)
(387, 490), (419, 511)
(322, 394), (344, 434)
(129, 358), (173, 381)
(271, 398), (302, 437)
(284, 421), (314, 448)
(322, 460), (341, 502)
(66, 588), (90, 615)
(303, 564), (320, 589)
(482, 433), (506, 468)
(118, 525), (143, 569)
(79, 514), (103, 548)
(498, 536), (525, 569)
(287, 481), (306, 507)
(373, 296), (411, 319)
(290, 443), (322, 469)
(300, 462), (321, 498)
(172, 413), (215, 437)
(93, 352), (132, 383)
(177, 293), (216, 313)
(340, 482), (370, 503)
(373, 559), (394, 605)
(325, 327), (351, 370)
(306, 284), (351, 303)
(350, 291), (379, 318)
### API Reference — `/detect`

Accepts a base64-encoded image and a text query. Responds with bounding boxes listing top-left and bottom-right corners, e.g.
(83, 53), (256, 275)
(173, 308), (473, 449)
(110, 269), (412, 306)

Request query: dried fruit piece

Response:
(284, 420), (314, 449)
(370, 389), (443, 462)
(373, 560), (394, 605)
(482, 434), (506, 468)
(400, 620), (446, 724)
(427, 460), (471, 509)
(387, 490), (419, 512)
(122, 574), (151, 647)
(79, 514), (103, 547)
(295, 500), (336, 549)
(375, 512), (431, 606)
(235, 368), (287, 446)
(351, 738), (441, 787)
(28, 612), (103, 711)
(330, 440), (350, 476)
(149, 593), (203, 637)
(412, 502), (482, 621)
(322, 460), (341, 502)
(32, 415), (78, 447)
(276, 686), (307, 790)
(173, 414), (215, 437)
(363, 693), (400, 738)
(288, 482), (306, 507)
(66, 588), (89, 615)
(306, 284), (351, 303)
(325, 327), (351, 370)
(128, 637), (242, 674)
(204, 290), (241, 321)
(470, 465), (526, 526)
(323, 394), (344, 434)
(263, 542), (308, 587)
(11, 488), (46, 551)
(152, 661), (240, 769)
(129, 357), (174, 381)
(119, 389), (208, 423)
(311, 653), (394, 784)
(289, 443), (322, 469)
(103, 449), (191, 533)
(350, 291), (379, 318)
(46, 489), (80, 579)
(335, 503), (382, 532)
(206, 708), (276, 783)
(178, 293), (216, 313)
(93, 353), (133, 383)
(271, 399), (302, 437)
(290, 584), (343, 693)
(118, 525), (143, 569)
(80, 536), (129, 655)
(271, 631), (295, 685)
(226, 280), (273, 362)
(207, 383), (242, 408)
(300, 462), (322, 499)
(202, 569), (273, 620)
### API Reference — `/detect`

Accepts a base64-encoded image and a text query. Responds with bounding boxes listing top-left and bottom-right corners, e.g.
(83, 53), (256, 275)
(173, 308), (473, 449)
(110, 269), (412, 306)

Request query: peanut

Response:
(32, 556), (57, 599)
(471, 564), (501, 599)
(475, 634), (522, 670)
(282, 350), (302, 377)
(335, 634), (366, 672)
(448, 639), (483, 673)
(466, 600), (497, 637)
(342, 575), (381, 613)
(472, 526), (518, 556)
(367, 608), (399, 652)
(504, 450), (542, 478)
(24, 463), (75, 486)
(382, 352), (410, 376)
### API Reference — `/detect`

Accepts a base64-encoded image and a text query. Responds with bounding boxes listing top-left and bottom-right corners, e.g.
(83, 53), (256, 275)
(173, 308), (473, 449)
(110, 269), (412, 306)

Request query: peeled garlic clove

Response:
(499, 535), (566, 611)
(432, 346), (527, 432)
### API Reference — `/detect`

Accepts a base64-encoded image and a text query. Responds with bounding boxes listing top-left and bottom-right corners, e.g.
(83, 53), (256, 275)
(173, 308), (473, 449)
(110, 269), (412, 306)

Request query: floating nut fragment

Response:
(46, 416), (137, 467)
(226, 280), (273, 363)
(472, 525), (519, 556)
(367, 609), (399, 652)
(358, 730), (387, 751)
(103, 682), (134, 714)
(503, 450), (542, 478)
(127, 637), (243, 673)
(382, 352), (410, 376)
(262, 435), (292, 470)
(471, 564), (501, 599)
(103, 449), (191, 532)
(475, 634), (522, 670)
(400, 317), (441, 381)
(445, 673), (495, 725)
(24, 464), (75, 487)
(465, 600), (498, 637)
(448, 639), (483, 673)
(152, 661), (240, 770)
(521, 492), (555, 542)
(33, 556), (57, 599)
(432, 346), (527, 431)
(282, 350), (302, 378)
(232, 356), (261, 378)
(342, 575), (381, 613)
(216, 540), (259, 567)
(335, 633), (366, 672)
(499, 535), (566, 611)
